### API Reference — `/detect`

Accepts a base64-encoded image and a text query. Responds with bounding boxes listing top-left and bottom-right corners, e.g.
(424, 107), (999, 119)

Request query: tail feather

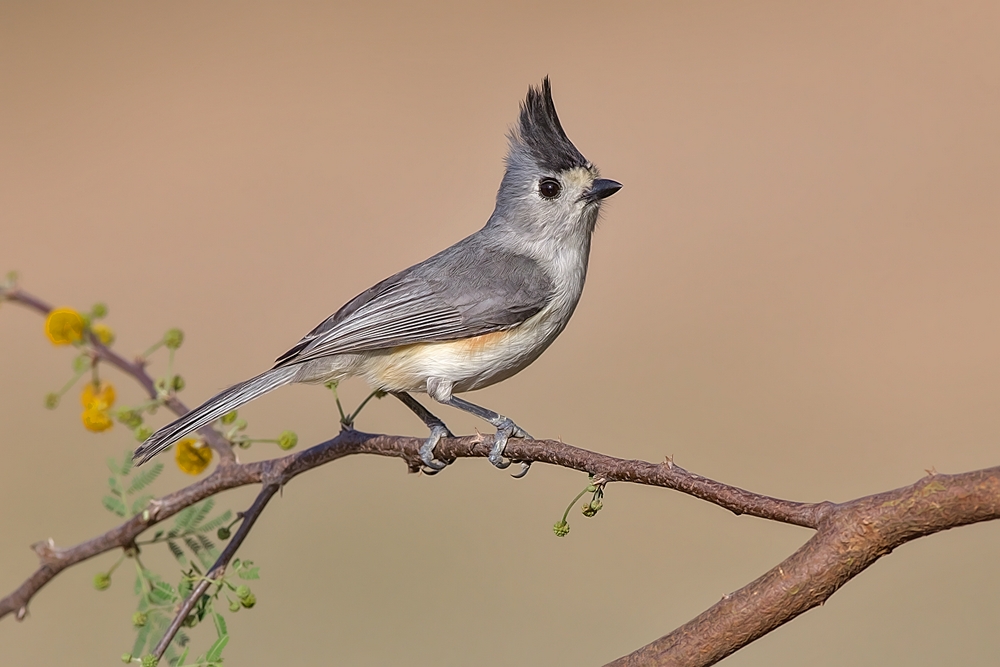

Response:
(132, 367), (298, 465)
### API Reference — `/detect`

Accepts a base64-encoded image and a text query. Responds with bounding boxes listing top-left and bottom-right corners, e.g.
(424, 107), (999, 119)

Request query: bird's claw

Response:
(419, 424), (453, 474)
(488, 419), (532, 475)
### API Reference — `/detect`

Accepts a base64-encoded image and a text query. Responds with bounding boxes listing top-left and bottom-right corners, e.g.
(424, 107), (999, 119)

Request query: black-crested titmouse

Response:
(134, 78), (621, 475)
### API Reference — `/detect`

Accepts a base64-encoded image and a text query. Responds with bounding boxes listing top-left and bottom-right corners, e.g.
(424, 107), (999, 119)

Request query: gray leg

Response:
(441, 395), (532, 476)
(392, 392), (453, 473)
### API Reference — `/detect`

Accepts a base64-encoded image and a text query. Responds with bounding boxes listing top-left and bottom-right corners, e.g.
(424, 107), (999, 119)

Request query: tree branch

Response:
(4, 286), (1000, 666)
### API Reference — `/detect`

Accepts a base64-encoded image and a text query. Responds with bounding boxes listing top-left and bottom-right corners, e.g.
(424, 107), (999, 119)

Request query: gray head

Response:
(490, 78), (621, 243)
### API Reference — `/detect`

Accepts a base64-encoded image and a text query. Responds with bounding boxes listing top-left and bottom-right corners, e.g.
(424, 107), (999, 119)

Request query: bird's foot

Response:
(419, 423), (454, 475)
(488, 419), (532, 477)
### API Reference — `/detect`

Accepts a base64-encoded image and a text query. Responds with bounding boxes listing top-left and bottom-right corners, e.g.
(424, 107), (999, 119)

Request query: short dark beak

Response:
(587, 178), (622, 202)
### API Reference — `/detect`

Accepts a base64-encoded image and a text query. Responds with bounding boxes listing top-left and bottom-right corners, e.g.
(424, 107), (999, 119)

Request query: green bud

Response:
(229, 599), (240, 612)
(552, 521), (570, 538)
(373, 389), (388, 399)
(121, 653), (133, 664)
(234, 419), (247, 431)
(220, 410), (238, 424)
(116, 409), (142, 428)
(132, 611), (148, 627)
(171, 375), (185, 392)
(277, 430), (298, 451)
(141, 655), (158, 667)
(163, 328), (184, 350)
(217, 526), (231, 540)
(73, 354), (91, 373)
(93, 572), (111, 590)
(236, 585), (251, 600)
(582, 499), (603, 518)
(134, 426), (153, 442)
(90, 303), (108, 319)
(239, 592), (256, 608)
(154, 378), (168, 394)
(324, 380), (339, 390)
(44, 393), (60, 409)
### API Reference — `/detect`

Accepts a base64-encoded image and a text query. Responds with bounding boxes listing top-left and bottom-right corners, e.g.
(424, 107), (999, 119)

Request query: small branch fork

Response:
(4, 287), (1000, 666)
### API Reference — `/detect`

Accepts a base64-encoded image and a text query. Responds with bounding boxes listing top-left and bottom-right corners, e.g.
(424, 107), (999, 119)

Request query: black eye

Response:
(538, 178), (561, 199)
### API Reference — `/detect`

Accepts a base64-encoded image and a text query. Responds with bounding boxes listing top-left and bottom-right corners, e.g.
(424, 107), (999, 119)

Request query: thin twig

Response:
(151, 484), (279, 659)
(5, 288), (235, 463)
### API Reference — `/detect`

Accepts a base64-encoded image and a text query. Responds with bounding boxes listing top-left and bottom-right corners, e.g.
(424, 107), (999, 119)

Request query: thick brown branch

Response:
(0, 428), (826, 623)
(606, 466), (1000, 667)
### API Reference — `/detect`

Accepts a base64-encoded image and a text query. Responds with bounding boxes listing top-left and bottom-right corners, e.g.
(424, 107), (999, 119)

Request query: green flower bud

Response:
(220, 410), (238, 424)
(239, 592), (256, 608)
(229, 599), (240, 612)
(163, 328), (184, 350)
(552, 520), (570, 538)
(116, 409), (143, 429)
(134, 426), (153, 442)
(90, 303), (108, 319)
(171, 375), (185, 392)
(217, 526), (231, 540)
(141, 655), (158, 667)
(44, 393), (60, 409)
(234, 419), (247, 431)
(121, 653), (133, 664)
(277, 430), (298, 450)
(154, 378), (168, 394)
(132, 611), (147, 627)
(373, 389), (388, 399)
(93, 572), (111, 590)
(582, 499), (603, 518)
(236, 585), (251, 600)
(73, 354), (91, 373)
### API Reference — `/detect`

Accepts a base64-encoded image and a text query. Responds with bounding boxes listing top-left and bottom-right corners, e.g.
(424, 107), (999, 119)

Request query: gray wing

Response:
(273, 239), (554, 367)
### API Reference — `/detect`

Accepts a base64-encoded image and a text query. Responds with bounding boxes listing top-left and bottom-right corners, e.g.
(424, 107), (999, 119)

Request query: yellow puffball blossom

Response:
(80, 381), (115, 433)
(81, 380), (116, 409)
(92, 323), (115, 345)
(45, 308), (85, 345)
(82, 408), (114, 432)
(175, 438), (212, 475)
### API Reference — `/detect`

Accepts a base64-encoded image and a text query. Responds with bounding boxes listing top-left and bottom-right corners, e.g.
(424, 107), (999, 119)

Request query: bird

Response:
(133, 77), (621, 476)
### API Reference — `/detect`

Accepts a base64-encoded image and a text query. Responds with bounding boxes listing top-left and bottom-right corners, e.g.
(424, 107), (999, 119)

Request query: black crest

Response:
(514, 77), (587, 173)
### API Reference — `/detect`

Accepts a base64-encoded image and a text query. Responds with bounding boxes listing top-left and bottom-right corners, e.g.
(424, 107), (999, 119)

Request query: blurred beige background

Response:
(2, 1), (999, 665)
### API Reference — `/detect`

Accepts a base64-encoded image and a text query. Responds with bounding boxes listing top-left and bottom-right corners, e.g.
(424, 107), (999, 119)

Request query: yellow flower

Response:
(92, 323), (115, 345)
(82, 407), (114, 432)
(45, 308), (85, 345)
(81, 380), (116, 409)
(80, 381), (115, 433)
(175, 438), (212, 475)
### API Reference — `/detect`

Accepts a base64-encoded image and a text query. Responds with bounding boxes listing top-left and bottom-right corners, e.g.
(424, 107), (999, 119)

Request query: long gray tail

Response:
(132, 366), (299, 465)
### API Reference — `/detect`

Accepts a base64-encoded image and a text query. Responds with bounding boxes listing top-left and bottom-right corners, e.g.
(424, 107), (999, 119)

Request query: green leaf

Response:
(213, 612), (228, 639)
(205, 634), (229, 663)
(148, 580), (177, 605)
(126, 463), (163, 495)
(196, 510), (232, 533)
(131, 494), (154, 516)
(166, 540), (187, 564)
(176, 646), (189, 666)
(108, 476), (124, 497)
(196, 534), (217, 556)
(237, 566), (259, 580)
(107, 456), (123, 476)
(131, 621), (151, 657)
(187, 498), (215, 530)
(102, 495), (126, 517)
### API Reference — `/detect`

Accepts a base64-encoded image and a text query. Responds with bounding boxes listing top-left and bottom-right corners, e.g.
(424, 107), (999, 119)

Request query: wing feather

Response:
(272, 244), (555, 368)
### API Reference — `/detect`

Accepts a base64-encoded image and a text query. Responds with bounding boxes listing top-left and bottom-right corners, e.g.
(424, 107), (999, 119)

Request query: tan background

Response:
(2, 1), (999, 665)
